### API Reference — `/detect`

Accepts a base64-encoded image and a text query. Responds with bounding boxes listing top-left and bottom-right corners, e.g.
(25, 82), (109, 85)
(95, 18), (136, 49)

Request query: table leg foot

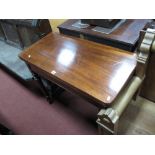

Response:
(96, 108), (119, 135)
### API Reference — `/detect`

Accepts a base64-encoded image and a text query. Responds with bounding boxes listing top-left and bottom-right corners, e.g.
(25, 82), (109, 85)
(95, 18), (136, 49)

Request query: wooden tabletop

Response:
(20, 32), (137, 107)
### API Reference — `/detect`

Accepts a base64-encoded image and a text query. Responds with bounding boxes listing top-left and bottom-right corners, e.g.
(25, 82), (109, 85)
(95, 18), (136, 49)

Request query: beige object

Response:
(49, 19), (67, 32)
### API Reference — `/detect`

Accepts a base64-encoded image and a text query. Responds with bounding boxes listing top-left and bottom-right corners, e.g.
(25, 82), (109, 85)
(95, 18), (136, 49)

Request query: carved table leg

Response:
(26, 64), (64, 103)
(34, 73), (65, 103)
(33, 73), (54, 103)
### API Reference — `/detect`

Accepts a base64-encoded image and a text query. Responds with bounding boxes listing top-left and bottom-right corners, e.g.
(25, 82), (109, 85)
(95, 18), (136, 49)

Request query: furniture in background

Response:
(81, 19), (121, 28)
(0, 19), (52, 49)
(0, 23), (5, 41)
(58, 19), (151, 51)
(0, 19), (52, 81)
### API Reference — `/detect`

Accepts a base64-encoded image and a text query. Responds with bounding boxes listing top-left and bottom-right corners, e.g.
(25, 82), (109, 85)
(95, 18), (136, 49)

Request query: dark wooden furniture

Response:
(0, 19), (52, 81)
(0, 23), (5, 41)
(0, 19), (52, 49)
(20, 32), (136, 107)
(1, 21), (23, 48)
(58, 19), (151, 51)
(81, 19), (120, 28)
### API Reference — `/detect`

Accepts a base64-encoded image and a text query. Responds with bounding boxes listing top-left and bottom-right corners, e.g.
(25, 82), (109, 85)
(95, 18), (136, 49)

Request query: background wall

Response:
(49, 19), (67, 32)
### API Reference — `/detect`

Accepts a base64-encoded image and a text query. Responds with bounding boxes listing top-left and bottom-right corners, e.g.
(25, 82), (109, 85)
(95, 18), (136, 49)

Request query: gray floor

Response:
(119, 97), (155, 134)
(0, 41), (32, 80)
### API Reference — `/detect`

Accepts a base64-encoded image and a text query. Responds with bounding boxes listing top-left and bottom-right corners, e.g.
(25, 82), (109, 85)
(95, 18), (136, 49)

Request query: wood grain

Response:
(20, 32), (136, 107)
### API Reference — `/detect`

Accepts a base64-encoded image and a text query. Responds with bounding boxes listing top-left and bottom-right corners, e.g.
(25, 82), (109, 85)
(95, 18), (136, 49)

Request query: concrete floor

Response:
(0, 41), (32, 80)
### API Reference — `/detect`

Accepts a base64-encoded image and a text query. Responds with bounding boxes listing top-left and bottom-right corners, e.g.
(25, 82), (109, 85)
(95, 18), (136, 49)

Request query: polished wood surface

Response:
(20, 32), (136, 107)
(58, 19), (151, 51)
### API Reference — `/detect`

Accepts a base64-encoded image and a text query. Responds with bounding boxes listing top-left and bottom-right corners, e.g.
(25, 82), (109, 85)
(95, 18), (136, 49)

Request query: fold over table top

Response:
(20, 33), (137, 107)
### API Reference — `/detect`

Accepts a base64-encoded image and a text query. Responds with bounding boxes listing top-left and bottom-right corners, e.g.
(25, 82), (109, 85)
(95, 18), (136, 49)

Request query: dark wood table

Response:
(58, 19), (151, 51)
(20, 32), (136, 108)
